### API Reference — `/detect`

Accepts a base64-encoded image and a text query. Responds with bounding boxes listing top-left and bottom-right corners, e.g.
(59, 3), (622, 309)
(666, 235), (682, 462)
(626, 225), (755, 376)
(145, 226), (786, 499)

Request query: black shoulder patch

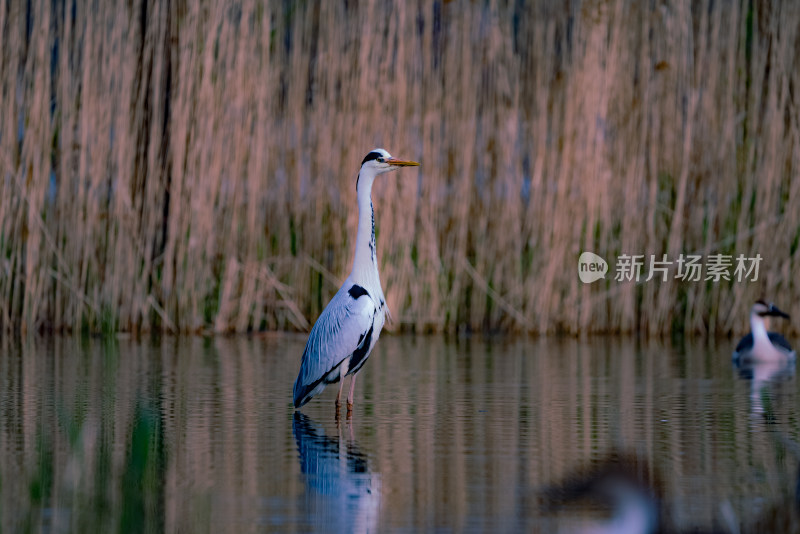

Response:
(348, 284), (369, 299)
(361, 151), (383, 165)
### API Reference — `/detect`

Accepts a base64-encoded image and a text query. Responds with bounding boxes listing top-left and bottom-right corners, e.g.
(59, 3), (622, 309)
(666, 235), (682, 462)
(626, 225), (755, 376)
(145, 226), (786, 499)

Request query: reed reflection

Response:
(293, 413), (380, 533)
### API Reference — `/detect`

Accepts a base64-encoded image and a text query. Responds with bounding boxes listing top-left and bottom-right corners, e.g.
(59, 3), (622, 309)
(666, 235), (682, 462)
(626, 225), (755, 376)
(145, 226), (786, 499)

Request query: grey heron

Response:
(733, 300), (796, 363)
(293, 149), (420, 414)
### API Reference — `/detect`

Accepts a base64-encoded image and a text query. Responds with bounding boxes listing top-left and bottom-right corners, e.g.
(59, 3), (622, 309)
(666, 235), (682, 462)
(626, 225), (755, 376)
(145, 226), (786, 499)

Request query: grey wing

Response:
(293, 287), (375, 407)
(733, 333), (753, 355)
(768, 332), (794, 354)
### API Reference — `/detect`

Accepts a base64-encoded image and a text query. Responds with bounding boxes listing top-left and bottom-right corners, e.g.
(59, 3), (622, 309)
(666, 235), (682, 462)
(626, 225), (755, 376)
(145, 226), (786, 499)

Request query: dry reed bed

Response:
(1, 1), (799, 335)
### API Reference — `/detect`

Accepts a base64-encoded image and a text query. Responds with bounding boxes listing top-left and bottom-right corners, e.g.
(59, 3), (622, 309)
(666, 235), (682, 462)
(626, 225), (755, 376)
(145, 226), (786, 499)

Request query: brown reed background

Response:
(1, 0), (799, 335)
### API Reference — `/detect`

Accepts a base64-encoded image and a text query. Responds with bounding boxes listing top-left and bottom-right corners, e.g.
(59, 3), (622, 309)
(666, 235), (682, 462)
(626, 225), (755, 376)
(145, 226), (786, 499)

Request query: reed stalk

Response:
(1, 0), (799, 335)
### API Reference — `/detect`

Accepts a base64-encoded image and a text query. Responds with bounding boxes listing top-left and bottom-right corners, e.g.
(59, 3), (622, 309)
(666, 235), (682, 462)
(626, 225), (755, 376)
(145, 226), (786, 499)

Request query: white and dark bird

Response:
(293, 149), (420, 414)
(733, 300), (795, 363)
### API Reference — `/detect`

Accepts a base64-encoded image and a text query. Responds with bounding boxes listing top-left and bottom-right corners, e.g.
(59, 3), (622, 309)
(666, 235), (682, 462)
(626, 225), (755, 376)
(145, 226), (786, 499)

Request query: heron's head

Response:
(752, 299), (790, 320)
(357, 148), (419, 190)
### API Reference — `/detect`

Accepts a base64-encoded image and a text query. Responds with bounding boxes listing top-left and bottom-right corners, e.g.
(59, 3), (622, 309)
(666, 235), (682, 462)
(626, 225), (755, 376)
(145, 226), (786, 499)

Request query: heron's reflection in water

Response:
(734, 357), (795, 416)
(293, 413), (380, 533)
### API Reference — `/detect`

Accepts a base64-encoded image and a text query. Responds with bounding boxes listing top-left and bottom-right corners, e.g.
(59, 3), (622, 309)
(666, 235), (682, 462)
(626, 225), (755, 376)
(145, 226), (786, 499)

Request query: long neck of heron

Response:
(751, 312), (768, 341)
(350, 177), (381, 290)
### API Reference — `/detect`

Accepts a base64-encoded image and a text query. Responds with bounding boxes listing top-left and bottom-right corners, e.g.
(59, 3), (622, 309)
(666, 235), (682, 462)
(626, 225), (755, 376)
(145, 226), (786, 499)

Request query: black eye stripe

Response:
(361, 151), (385, 165)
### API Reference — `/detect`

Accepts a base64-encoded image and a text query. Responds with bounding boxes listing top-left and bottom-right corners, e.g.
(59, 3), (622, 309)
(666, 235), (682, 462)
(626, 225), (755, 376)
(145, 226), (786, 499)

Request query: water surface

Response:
(1, 334), (798, 532)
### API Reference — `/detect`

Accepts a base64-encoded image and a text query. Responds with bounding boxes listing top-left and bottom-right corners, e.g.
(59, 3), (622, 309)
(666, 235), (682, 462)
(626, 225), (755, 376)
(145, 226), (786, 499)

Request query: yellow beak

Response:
(386, 157), (420, 167)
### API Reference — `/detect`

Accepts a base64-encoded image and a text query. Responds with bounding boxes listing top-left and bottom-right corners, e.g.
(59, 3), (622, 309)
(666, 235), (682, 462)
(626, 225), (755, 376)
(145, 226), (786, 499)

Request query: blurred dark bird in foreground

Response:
(540, 450), (800, 533)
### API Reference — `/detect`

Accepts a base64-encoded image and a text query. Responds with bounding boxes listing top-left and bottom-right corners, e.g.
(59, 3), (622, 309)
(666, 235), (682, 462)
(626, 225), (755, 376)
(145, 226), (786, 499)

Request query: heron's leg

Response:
(347, 374), (357, 414)
(335, 375), (346, 417)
